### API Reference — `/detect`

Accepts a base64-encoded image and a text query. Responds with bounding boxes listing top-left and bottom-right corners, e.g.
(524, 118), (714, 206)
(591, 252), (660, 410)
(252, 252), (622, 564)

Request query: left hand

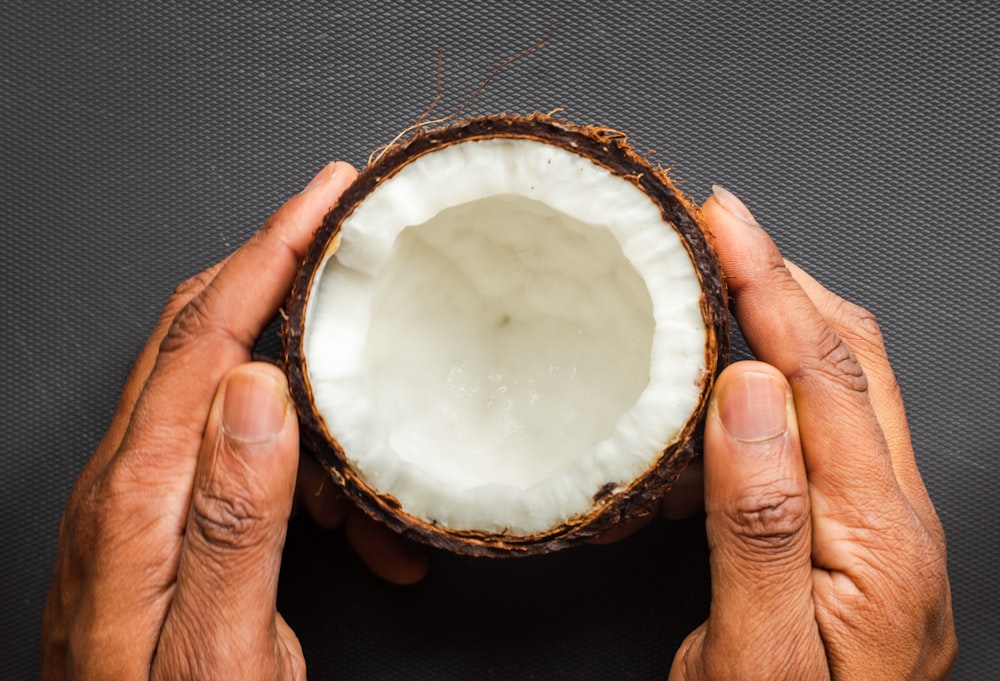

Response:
(41, 162), (427, 680)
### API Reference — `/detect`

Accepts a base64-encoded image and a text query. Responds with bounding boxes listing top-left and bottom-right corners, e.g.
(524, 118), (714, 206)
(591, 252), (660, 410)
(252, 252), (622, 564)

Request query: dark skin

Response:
(41, 165), (956, 679)
(670, 187), (956, 679)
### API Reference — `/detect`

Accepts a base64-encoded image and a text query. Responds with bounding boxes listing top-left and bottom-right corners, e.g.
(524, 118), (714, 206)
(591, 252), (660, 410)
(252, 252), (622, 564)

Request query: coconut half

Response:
(283, 115), (728, 556)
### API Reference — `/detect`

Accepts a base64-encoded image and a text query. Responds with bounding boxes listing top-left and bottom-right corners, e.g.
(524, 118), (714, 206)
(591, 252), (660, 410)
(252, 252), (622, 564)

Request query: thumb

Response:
(153, 362), (304, 681)
(670, 361), (825, 680)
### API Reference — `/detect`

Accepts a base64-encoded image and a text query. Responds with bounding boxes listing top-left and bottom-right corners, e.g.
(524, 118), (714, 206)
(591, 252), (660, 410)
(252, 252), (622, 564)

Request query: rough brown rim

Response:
(282, 113), (730, 557)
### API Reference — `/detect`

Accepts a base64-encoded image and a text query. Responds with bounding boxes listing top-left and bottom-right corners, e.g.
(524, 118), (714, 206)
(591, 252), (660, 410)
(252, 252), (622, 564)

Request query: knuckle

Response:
(761, 249), (793, 279)
(154, 628), (288, 681)
(671, 625), (706, 679)
(152, 627), (214, 681)
(909, 529), (953, 617)
(797, 325), (869, 395)
(833, 522), (957, 676)
(66, 617), (108, 679)
(724, 484), (810, 555)
(834, 298), (888, 354)
(839, 298), (881, 338)
(97, 457), (160, 519)
(190, 489), (266, 551)
(86, 464), (136, 540)
(161, 291), (215, 353)
(160, 268), (218, 327)
(170, 268), (216, 303)
(936, 626), (959, 678)
(160, 278), (250, 356)
(86, 461), (175, 557)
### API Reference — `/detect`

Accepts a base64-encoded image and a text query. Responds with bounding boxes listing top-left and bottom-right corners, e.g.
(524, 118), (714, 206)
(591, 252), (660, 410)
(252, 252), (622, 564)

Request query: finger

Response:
(113, 259), (229, 431)
(77, 260), (229, 492)
(276, 613), (308, 681)
(295, 455), (350, 529)
(703, 187), (907, 538)
(672, 361), (826, 680)
(154, 362), (300, 680)
(782, 261), (938, 530)
(344, 511), (429, 585)
(44, 258), (224, 680)
(782, 262), (906, 443)
(44, 257), (233, 679)
(156, 161), (356, 360)
(116, 163), (356, 507)
(592, 452), (708, 546)
(586, 511), (657, 545)
(661, 458), (705, 520)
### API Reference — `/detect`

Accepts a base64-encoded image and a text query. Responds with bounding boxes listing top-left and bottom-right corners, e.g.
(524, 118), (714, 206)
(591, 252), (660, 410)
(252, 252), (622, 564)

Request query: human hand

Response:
(669, 187), (957, 680)
(41, 162), (427, 681)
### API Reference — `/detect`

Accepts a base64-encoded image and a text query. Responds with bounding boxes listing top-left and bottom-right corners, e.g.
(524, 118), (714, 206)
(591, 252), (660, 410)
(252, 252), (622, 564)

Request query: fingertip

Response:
(301, 161), (358, 196)
(701, 188), (786, 297)
(219, 362), (293, 445)
(258, 160), (358, 262)
(295, 456), (350, 529)
(330, 160), (359, 180)
(344, 511), (429, 586)
(711, 363), (790, 445)
(586, 511), (656, 545)
(711, 185), (758, 225)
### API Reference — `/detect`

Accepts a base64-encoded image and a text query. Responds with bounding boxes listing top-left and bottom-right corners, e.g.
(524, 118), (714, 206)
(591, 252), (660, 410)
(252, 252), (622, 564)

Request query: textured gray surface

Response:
(3, 1), (997, 678)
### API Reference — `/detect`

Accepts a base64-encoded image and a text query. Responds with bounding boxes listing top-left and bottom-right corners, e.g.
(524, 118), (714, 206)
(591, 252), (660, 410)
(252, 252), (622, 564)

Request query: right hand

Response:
(668, 186), (957, 679)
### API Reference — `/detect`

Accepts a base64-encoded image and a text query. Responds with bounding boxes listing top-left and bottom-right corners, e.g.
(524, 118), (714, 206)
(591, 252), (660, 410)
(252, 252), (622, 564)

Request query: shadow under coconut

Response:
(278, 514), (710, 679)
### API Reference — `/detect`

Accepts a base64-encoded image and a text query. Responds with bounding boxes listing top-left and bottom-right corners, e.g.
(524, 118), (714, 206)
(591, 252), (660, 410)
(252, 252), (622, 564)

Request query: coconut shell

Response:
(282, 113), (730, 557)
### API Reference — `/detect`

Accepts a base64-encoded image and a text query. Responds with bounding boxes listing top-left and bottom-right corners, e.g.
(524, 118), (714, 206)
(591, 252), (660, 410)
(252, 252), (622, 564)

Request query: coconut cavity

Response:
(303, 138), (707, 536)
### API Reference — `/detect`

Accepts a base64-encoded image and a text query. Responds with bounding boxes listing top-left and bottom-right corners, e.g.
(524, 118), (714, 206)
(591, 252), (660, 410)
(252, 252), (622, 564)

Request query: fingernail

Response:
(717, 371), (787, 443)
(712, 185), (758, 225)
(222, 369), (289, 444)
(304, 161), (341, 191)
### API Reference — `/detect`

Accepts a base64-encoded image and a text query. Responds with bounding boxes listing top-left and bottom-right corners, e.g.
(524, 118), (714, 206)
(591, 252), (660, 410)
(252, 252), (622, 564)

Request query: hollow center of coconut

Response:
(303, 138), (706, 536)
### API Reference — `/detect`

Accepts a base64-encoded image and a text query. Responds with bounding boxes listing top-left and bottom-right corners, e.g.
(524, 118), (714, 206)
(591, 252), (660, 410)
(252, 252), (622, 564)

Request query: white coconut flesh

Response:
(303, 137), (707, 536)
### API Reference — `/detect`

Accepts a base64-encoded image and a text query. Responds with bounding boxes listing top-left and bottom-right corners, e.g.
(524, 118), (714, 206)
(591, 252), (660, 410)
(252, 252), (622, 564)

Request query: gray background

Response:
(3, 1), (997, 678)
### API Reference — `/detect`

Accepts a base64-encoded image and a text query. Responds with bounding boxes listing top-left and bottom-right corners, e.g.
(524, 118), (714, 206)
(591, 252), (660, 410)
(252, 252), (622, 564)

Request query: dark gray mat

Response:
(3, 2), (997, 678)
